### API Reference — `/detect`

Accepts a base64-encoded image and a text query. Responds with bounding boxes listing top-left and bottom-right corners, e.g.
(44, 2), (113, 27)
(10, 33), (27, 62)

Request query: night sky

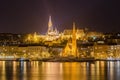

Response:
(0, 0), (120, 34)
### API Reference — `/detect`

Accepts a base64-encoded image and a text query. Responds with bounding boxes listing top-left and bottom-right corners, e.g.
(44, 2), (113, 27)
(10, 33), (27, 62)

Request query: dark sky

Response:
(0, 0), (120, 33)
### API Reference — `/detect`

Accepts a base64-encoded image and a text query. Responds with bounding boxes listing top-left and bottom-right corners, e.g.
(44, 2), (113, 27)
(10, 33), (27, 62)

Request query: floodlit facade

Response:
(62, 23), (77, 57)
(61, 28), (85, 40)
(45, 16), (60, 41)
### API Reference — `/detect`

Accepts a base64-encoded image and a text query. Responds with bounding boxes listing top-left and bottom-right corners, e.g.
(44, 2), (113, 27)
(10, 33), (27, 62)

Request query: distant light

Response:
(18, 35), (21, 38)
(118, 34), (120, 36)
(92, 36), (96, 40)
(97, 41), (104, 44)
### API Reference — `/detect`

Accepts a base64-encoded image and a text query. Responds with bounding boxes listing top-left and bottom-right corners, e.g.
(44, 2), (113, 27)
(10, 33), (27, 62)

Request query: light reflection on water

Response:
(0, 61), (120, 80)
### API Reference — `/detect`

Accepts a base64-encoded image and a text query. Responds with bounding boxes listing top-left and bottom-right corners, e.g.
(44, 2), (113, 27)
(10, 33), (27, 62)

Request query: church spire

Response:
(72, 22), (76, 37)
(48, 16), (52, 28)
(48, 16), (53, 33)
(72, 22), (77, 57)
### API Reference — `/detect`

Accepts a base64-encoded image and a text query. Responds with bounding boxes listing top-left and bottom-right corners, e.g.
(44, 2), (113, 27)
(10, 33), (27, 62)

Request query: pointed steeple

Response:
(47, 16), (53, 34)
(72, 22), (77, 57)
(48, 16), (52, 28)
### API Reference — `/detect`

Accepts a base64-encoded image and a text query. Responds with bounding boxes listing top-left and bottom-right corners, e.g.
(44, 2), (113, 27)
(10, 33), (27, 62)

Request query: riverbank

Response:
(39, 57), (95, 62)
(1, 57), (120, 62)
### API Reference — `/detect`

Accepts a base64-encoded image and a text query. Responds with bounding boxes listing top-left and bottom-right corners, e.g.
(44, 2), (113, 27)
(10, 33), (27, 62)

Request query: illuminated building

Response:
(25, 32), (40, 43)
(86, 31), (103, 39)
(62, 23), (77, 57)
(72, 22), (77, 56)
(25, 16), (60, 44)
(45, 16), (60, 41)
(47, 16), (59, 36)
(62, 27), (85, 40)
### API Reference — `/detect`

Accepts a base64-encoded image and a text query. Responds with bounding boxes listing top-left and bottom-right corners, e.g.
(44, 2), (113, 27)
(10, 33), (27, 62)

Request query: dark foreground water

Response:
(0, 61), (120, 80)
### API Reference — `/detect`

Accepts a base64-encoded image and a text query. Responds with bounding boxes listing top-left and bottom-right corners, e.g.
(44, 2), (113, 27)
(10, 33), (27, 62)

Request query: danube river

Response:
(0, 61), (120, 80)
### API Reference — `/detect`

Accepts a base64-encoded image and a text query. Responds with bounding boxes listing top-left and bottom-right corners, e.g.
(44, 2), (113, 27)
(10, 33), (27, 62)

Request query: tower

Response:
(72, 22), (77, 57)
(62, 22), (77, 57)
(45, 16), (59, 41)
(48, 16), (53, 34)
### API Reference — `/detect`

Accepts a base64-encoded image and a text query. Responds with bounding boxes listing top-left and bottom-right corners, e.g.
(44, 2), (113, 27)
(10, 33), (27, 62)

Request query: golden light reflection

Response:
(0, 61), (119, 80)
(23, 62), (27, 77)
(96, 61), (100, 76)
(109, 61), (114, 80)
(43, 62), (63, 80)
(1, 61), (6, 80)
(80, 62), (87, 78)
(63, 62), (87, 80)
(100, 61), (105, 79)
(90, 62), (95, 79)
(13, 61), (17, 80)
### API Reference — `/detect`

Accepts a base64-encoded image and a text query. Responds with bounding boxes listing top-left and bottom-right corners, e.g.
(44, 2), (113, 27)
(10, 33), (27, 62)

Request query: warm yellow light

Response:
(33, 32), (39, 43)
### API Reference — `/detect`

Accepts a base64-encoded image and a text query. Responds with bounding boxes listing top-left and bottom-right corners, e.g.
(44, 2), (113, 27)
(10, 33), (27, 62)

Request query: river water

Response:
(0, 61), (120, 80)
